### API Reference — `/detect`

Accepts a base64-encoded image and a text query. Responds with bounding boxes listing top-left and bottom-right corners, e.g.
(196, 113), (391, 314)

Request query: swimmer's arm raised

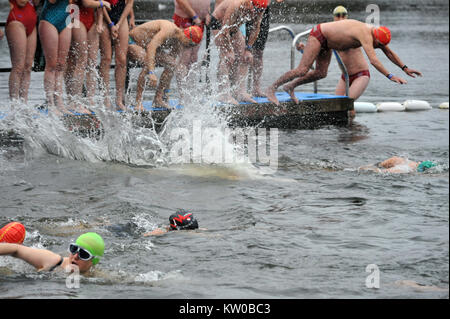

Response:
(0, 244), (61, 272)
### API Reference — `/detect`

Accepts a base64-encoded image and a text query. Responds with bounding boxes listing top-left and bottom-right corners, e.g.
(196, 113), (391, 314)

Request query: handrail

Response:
(268, 25), (296, 39)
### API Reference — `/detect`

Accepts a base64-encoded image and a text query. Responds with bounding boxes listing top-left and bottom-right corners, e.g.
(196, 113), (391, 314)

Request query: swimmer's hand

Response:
(403, 67), (422, 78)
(147, 73), (158, 88)
(243, 50), (253, 64)
(111, 25), (119, 39)
(390, 75), (407, 84)
(296, 42), (305, 53)
(101, 1), (111, 11)
(143, 228), (168, 237)
(0, 29), (4, 40)
(96, 22), (105, 34)
(129, 16), (136, 30)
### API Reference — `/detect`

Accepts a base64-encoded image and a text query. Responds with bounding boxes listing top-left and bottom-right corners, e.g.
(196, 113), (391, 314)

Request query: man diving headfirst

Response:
(266, 19), (422, 105)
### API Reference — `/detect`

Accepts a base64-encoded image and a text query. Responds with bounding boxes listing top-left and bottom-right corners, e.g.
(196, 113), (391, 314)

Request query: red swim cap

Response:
(183, 26), (203, 44)
(373, 26), (391, 46)
(252, 0), (269, 9)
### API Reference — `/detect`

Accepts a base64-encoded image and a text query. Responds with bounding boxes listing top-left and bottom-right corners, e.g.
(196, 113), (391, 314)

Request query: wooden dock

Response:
(0, 92), (353, 146)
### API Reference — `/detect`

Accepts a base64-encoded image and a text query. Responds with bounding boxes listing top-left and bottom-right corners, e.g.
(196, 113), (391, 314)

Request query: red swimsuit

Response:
(79, 5), (95, 32)
(6, 0), (37, 37)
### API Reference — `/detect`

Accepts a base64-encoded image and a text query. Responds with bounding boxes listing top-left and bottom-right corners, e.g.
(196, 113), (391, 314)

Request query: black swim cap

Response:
(169, 210), (199, 231)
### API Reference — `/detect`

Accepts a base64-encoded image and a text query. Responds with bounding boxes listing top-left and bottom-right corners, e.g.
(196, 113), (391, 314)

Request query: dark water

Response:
(0, 0), (449, 299)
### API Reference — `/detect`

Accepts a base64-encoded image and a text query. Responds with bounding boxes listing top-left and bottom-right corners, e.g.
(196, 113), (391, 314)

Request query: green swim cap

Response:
(417, 161), (437, 172)
(76, 232), (104, 265)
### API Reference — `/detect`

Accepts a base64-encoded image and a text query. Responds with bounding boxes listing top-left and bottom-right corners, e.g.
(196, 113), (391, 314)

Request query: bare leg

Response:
(114, 22), (129, 111)
(67, 23), (91, 114)
(233, 32), (256, 104)
(86, 24), (100, 107)
(6, 22), (27, 103)
(129, 44), (147, 111)
(176, 45), (200, 104)
(39, 21), (71, 115)
(214, 31), (238, 105)
(266, 36), (323, 105)
(99, 28), (113, 109)
(251, 48), (266, 97)
(282, 49), (332, 104)
(54, 27), (72, 112)
(154, 53), (176, 109)
(21, 28), (37, 104)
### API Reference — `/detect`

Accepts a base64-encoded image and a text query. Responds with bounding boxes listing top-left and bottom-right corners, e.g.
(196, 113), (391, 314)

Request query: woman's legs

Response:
(21, 28), (37, 104)
(6, 22), (27, 103)
(66, 23), (90, 113)
(86, 24), (100, 106)
(113, 21), (129, 110)
(99, 28), (113, 108)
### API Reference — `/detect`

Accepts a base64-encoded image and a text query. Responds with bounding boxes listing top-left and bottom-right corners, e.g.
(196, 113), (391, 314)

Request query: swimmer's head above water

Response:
(417, 161), (437, 172)
(169, 210), (199, 231)
(69, 232), (105, 272)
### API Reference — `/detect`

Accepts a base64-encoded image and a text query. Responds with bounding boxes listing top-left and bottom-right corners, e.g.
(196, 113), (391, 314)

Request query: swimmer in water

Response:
(143, 210), (199, 236)
(359, 156), (437, 174)
(0, 232), (104, 274)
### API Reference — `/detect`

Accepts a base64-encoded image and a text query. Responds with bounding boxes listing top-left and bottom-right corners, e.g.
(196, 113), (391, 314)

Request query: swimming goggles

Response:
(334, 13), (348, 18)
(69, 244), (95, 261)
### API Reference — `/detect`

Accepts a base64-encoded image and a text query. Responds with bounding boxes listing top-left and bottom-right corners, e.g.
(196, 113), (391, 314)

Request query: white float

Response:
(403, 100), (432, 111)
(439, 102), (449, 109)
(354, 102), (377, 113)
(376, 102), (405, 112)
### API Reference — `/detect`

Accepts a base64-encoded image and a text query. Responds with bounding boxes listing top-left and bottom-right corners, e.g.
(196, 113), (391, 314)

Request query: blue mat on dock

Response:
(0, 92), (348, 119)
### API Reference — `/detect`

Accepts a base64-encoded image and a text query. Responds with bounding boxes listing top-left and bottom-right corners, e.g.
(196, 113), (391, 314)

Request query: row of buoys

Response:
(354, 100), (449, 113)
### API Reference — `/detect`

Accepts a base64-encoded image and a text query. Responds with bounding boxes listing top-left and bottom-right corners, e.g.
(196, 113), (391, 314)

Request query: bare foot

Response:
(116, 102), (127, 112)
(153, 99), (173, 110)
(134, 103), (145, 113)
(50, 105), (71, 117)
(265, 87), (280, 106)
(70, 102), (92, 115)
(218, 94), (239, 105)
(237, 92), (257, 104)
(103, 97), (112, 110)
(283, 85), (299, 104)
(252, 89), (266, 98)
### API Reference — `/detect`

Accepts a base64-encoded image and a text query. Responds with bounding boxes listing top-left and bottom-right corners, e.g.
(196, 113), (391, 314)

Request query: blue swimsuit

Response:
(40, 0), (70, 33)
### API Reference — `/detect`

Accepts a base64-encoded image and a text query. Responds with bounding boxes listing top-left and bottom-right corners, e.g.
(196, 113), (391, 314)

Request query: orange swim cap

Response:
(373, 26), (391, 46)
(183, 26), (203, 44)
(251, 0), (269, 9)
